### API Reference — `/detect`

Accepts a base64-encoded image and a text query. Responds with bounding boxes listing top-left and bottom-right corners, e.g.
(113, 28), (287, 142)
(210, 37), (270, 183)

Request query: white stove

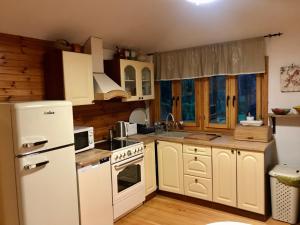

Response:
(95, 139), (145, 220)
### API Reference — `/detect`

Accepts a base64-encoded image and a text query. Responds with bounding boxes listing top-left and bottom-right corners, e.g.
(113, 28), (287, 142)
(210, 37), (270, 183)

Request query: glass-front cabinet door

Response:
(120, 60), (140, 101)
(140, 62), (154, 100)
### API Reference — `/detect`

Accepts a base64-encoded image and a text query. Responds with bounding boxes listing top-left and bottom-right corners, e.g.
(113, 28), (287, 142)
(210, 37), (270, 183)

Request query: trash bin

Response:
(269, 164), (300, 224)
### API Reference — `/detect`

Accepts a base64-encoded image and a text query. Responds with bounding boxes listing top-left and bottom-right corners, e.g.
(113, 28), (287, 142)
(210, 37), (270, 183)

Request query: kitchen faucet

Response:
(165, 113), (176, 132)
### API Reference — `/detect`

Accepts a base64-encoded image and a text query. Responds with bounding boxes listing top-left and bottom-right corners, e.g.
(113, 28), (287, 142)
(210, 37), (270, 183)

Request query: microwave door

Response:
(74, 131), (89, 151)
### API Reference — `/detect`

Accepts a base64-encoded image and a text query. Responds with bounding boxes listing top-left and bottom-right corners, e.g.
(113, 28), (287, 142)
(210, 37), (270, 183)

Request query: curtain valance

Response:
(154, 37), (266, 80)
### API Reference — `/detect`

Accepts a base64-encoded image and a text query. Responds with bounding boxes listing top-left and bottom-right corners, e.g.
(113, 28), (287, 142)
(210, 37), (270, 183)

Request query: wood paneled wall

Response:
(0, 33), (51, 101)
(73, 101), (145, 141)
(0, 32), (145, 141)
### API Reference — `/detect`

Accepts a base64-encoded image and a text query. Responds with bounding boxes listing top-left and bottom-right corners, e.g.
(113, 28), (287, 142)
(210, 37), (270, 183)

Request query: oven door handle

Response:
(114, 156), (144, 171)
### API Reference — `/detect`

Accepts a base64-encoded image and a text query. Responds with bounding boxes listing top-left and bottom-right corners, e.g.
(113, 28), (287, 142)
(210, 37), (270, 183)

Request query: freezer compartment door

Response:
(15, 146), (79, 225)
(12, 101), (74, 156)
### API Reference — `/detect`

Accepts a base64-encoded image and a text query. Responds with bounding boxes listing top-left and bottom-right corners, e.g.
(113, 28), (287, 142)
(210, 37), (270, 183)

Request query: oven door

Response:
(112, 154), (145, 203)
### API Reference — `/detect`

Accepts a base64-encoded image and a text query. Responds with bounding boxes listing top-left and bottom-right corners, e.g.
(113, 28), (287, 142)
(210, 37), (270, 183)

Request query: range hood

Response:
(84, 37), (128, 100)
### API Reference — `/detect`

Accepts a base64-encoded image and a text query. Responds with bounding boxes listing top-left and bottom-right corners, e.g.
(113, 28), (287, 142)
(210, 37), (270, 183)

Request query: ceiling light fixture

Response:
(185, 0), (217, 5)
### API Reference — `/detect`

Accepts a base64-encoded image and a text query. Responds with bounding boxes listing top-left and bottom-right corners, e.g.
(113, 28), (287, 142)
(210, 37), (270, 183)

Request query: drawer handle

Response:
(194, 148), (197, 152)
(195, 179), (198, 183)
(194, 156), (197, 161)
(247, 136), (254, 140)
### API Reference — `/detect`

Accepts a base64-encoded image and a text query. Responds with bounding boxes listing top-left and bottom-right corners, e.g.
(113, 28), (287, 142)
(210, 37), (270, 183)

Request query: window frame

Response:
(152, 56), (268, 132)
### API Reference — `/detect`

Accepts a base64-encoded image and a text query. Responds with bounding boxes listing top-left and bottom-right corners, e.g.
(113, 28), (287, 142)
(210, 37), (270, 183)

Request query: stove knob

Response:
(119, 154), (122, 159)
(134, 149), (137, 154)
(115, 155), (119, 160)
(123, 153), (126, 157)
(127, 150), (132, 156)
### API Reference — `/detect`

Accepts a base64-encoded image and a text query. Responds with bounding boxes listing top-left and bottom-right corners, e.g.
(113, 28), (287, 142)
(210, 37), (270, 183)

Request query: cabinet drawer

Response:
(183, 145), (211, 156)
(183, 153), (212, 178)
(184, 175), (212, 201)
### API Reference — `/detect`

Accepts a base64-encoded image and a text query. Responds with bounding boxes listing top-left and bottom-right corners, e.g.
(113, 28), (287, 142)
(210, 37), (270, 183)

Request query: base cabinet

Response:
(157, 141), (184, 194)
(212, 148), (265, 214)
(184, 175), (212, 201)
(212, 148), (237, 207)
(144, 142), (157, 196)
(237, 150), (265, 214)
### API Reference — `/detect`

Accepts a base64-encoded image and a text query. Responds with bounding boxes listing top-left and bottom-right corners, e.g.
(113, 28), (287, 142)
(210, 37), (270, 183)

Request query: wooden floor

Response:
(115, 195), (287, 225)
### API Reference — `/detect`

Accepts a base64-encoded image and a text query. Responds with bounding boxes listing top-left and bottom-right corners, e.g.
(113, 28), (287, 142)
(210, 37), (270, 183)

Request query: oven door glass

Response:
(117, 164), (141, 193)
(74, 131), (89, 151)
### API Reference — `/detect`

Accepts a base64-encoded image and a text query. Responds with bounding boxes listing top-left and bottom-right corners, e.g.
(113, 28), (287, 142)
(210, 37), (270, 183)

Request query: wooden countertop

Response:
(76, 149), (112, 168)
(128, 133), (274, 153)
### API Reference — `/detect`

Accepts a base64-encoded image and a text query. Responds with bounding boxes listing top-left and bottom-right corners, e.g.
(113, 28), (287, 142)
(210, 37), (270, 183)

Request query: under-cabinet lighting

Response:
(185, 0), (217, 5)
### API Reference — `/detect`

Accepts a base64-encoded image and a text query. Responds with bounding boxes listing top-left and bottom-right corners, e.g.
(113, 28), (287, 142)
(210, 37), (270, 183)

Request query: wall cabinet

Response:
(212, 148), (237, 207)
(157, 141), (184, 194)
(144, 142), (157, 196)
(44, 51), (94, 106)
(212, 148), (265, 214)
(104, 59), (154, 102)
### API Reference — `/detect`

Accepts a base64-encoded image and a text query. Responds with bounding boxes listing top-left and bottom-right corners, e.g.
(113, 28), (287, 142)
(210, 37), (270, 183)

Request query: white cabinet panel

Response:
(157, 141), (183, 194)
(212, 148), (237, 207)
(62, 51), (94, 106)
(184, 175), (212, 201)
(183, 153), (211, 178)
(183, 145), (211, 156)
(237, 150), (265, 214)
(144, 142), (157, 196)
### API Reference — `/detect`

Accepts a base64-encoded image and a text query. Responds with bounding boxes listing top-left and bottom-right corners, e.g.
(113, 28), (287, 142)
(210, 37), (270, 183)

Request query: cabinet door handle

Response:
(171, 97), (175, 107)
(226, 96), (230, 107)
(238, 151), (241, 155)
(231, 149), (234, 154)
(176, 96), (179, 107)
(144, 145), (147, 149)
(232, 96), (236, 107)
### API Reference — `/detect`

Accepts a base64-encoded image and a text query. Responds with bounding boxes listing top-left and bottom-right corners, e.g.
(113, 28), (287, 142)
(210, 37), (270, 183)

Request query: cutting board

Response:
(184, 134), (219, 141)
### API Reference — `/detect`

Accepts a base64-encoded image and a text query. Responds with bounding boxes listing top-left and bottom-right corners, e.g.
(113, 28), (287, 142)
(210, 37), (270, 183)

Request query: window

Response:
(209, 76), (227, 125)
(160, 81), (172, 120)
(181, 79), (195, 122)
(155, 73), (265, 131)
(204, 74), (262, 129)
(237, 74), (257, 122)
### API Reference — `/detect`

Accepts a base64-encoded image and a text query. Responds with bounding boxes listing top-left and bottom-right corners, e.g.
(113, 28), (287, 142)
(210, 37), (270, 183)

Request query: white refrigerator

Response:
(0, 101), (80, 225)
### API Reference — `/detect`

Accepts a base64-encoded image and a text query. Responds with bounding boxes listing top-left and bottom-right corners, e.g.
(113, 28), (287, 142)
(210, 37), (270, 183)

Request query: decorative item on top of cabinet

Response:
(144, 142), (157, 196)
(234, 126), (273, 143)
(104, 59), (154, 102)
(44, 50), (94, 106)
(157, 141), (184, 194)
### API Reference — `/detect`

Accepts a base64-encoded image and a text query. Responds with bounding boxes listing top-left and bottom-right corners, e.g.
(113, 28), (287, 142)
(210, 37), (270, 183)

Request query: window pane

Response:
(209, 76), (226, 124)
(181, 79), (195, 122)
(160, 81), (172, 120)
(237, 74), (256, 122)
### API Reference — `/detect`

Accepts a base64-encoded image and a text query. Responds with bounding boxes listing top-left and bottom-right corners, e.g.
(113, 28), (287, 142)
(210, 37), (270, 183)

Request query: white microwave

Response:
(74, 126), (94, 153)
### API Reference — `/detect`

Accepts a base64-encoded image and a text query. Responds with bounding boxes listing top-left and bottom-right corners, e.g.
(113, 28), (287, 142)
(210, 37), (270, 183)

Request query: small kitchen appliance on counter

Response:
(74, 126), (95, 153)
(95, 139), (145, 220)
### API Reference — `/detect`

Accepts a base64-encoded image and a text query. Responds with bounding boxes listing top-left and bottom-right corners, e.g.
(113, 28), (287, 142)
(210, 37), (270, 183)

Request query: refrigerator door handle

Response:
(23, 140), (48, 148)
(24, 160), (50, 170)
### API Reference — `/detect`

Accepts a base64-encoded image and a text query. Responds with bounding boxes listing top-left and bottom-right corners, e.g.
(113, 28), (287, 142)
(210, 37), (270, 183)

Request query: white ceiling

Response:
(0, 0), (299, 52)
